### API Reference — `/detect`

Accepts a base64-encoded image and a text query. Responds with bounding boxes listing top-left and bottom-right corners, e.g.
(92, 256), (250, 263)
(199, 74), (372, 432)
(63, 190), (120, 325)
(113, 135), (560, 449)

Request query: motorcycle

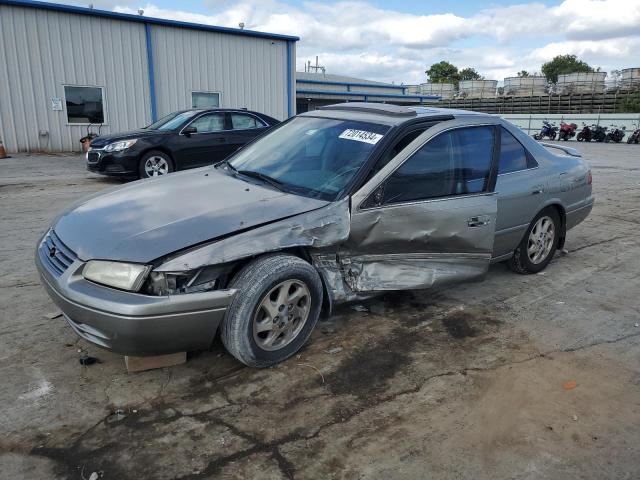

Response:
(558, 122), (578, 141)
(576, 123), (594, 142)
(605, 125), (625, 143)
(533, 120), (558, 140)
(627, 126), (640, 144)
(592, 125), (607, 143)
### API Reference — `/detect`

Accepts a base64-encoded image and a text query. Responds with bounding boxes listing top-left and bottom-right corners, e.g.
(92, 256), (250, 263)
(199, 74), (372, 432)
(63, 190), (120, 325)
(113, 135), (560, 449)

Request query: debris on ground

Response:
(563, 380), (578, 390)
(107, 409), (127, 424)
(297, 363), (325, 384)
(324, 347), (343, 355)
(79, 355), (99, 366)
(560, 248), (569, 255)
(44, 310), (62, 319)
(635, 323), (639, 328)
(351, 304), (370, 313)
(88, 472), (99, 480)
(572, 415), (578, 421)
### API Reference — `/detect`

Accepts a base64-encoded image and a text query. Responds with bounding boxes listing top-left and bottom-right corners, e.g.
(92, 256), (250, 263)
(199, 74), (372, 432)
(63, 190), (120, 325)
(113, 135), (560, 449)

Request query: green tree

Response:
(459, 67), (482, 81)
(426, 61), (459, 84)
(517, 70), (530, 77)
(541, 55), (592, 83)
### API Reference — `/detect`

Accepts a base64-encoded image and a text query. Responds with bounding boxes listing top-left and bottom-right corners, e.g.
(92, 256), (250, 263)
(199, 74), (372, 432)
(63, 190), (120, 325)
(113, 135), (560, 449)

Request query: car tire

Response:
(508, 208), (561, 275)
(139, 151), (174, 179)
(221, 254), (323, 368)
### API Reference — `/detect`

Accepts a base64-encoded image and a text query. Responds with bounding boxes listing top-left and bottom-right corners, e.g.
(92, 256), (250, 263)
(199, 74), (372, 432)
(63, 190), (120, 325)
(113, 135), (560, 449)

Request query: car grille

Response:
(39, 230), (78, 277)
(87, 150), (102, 164)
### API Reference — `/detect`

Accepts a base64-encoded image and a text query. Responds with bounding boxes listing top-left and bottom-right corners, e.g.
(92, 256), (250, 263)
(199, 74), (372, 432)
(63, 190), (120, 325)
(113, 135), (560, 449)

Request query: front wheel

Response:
(221, 254), (323, 367)
(508, 209), (560, 274)
(577, 133), (584, 142)
(139, 151), (174, 178)
(550, 131), (556, 140)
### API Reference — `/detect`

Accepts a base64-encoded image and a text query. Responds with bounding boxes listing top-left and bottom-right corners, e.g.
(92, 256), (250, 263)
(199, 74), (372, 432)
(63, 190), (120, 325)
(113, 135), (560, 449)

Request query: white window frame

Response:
(190, 90), (222, 109)
(63, 84), (107, 126)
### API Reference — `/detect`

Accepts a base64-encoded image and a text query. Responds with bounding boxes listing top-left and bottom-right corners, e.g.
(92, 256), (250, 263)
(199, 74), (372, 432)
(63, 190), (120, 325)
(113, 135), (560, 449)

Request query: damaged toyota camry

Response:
(36, 103), (594, 367)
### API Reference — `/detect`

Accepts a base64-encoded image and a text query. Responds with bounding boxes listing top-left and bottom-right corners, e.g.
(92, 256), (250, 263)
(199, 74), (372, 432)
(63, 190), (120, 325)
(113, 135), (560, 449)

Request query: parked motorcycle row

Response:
(533, 121), (640, 144)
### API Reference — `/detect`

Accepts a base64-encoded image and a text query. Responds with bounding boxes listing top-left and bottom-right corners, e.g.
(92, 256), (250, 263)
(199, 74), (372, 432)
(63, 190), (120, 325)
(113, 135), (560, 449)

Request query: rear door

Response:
(341, 119), (499, 292)
(225, 113), (270, 155)
(172, 112), (229, 168)
(492, 126), (545, 257)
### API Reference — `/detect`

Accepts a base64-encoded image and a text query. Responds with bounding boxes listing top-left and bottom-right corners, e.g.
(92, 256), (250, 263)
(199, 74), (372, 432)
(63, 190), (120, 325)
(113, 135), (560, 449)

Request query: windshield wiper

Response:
(217, 158), (237, 173)
(237, 170), (286, 192)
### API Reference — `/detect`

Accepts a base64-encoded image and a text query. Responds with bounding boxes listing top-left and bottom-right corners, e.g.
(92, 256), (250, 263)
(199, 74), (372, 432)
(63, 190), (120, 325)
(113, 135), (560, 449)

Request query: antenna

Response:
(137, 8), (144, 15)
(307, 56), (326, 75)
(238, 22), (245, 29)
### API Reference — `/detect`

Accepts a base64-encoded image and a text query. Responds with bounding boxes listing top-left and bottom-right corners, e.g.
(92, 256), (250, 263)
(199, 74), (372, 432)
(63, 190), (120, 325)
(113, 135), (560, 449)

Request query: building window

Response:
(191, 92), (220, 109)
(64, 86), (104, 124)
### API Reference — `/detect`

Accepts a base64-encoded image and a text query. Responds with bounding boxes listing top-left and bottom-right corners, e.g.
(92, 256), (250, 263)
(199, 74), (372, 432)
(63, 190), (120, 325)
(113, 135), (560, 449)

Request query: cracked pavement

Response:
(1, 142), (640, 479)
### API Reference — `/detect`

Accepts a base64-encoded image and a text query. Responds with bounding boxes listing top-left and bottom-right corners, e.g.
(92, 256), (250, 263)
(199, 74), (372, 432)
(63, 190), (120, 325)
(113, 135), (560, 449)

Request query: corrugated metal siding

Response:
(151, 24), (289, 121)
(0, 5), (150, 152)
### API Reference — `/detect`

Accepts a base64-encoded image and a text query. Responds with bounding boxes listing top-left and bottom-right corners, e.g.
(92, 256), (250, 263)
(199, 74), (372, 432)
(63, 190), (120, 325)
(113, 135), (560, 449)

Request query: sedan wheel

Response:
(252, 279), (311, 351)
(139, 150), (174, 179)
(508, 208), (560, 274)
(527, 216), (555, 264)
(145, 156), (169, 176)
(221, 254), (323, 367)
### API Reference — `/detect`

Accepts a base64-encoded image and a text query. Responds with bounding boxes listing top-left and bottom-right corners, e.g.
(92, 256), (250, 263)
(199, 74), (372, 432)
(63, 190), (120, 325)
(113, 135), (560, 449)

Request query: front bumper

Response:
(86, 148), (139, 177)
(36, 238), (236, 356)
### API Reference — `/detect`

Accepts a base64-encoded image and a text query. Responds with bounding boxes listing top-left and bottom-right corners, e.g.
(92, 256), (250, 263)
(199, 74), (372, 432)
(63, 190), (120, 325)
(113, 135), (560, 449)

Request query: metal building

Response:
(296, 72), (438, 113)
(0, 0), (298, 152)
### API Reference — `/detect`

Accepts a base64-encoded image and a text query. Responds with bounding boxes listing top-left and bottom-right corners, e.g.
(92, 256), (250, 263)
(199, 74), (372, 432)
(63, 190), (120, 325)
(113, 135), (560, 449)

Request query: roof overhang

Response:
(0, 0), (300, 42)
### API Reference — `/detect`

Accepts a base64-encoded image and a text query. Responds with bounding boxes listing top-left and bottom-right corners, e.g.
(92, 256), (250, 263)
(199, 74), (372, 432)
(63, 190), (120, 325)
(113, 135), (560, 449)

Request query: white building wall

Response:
(0, 4), (151, 152)
(151, 24), (290, 121)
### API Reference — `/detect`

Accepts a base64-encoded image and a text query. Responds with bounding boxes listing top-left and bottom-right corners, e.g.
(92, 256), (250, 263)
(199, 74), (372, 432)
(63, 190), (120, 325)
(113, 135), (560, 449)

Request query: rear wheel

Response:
(508, 209), (560, 274)
(139, 151), (174, 178)
(221, 254), (323, 367)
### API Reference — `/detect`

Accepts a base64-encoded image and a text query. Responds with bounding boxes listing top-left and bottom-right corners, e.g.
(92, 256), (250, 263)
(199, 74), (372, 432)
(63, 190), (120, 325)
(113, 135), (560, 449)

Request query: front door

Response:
(342, 120), (499, 292)
(173, 112), (230, 168)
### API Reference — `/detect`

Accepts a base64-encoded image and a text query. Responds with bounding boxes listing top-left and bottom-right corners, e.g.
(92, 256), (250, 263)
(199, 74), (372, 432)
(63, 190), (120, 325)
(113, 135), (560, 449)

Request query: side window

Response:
(499, 127), (537, 174)
(369, 128), (428, 179)
(382, 126), (494, 205)
(231, 113), (265, 130)
(188, 113), (225, 133)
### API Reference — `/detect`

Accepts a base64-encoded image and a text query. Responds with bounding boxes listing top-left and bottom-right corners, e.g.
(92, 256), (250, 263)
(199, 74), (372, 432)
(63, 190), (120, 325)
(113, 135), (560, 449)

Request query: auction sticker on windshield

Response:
(339, 129), (383, 145)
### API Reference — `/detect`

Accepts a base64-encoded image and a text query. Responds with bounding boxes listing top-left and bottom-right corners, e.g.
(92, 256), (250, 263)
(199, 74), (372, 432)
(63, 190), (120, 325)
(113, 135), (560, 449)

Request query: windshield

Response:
(145, 111), (201, 131)
(226, 116), (389, 200)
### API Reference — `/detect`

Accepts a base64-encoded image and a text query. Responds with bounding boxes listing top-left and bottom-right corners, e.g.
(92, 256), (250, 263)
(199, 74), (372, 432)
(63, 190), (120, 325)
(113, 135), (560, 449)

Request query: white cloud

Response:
(111, 0), (640, 83)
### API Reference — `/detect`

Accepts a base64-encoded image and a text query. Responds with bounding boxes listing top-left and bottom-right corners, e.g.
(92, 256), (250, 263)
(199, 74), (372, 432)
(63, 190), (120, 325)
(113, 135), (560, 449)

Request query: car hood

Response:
(53, 168), (329, 263)
(89, 129), (163, 147)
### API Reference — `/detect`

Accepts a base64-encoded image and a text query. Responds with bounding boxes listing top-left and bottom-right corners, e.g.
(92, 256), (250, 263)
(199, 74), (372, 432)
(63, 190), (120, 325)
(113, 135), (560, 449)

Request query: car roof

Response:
(299, 102), (494, 126)
(174, 108), (269, 116)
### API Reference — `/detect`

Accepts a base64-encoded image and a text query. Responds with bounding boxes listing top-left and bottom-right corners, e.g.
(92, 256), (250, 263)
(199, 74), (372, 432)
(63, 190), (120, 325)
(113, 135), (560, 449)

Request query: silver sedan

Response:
(36, 103), (593, 367)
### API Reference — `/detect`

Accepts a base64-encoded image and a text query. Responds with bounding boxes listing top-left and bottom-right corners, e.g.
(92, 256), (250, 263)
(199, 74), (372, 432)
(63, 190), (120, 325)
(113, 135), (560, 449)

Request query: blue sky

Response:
(68, 0), (640, 84)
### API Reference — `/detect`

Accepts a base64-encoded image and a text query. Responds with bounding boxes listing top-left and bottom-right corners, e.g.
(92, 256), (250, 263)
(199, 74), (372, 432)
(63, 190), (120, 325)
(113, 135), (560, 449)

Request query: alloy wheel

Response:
(144, 156), (169, 177)
(527, 215), (555, 264)
(252, 279), (311, 351)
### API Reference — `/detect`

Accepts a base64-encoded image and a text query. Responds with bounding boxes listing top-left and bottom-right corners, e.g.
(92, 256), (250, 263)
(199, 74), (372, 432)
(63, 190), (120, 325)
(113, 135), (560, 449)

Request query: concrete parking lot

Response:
(1, 142), (639, 479)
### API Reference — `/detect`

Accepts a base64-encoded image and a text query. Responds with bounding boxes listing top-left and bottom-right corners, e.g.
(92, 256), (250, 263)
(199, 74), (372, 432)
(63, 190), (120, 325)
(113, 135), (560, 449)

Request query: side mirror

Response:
(183, 126), (197, 136)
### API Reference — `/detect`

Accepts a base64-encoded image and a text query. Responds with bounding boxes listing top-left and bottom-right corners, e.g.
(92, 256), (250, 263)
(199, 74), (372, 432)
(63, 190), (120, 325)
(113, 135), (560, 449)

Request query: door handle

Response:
(467, 215), (491, 227)
(531, 184), (544, 195)
(215, 137), (226, 143)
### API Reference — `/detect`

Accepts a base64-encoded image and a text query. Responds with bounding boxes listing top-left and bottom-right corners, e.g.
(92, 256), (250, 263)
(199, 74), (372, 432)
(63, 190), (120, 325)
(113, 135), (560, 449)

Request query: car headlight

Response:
(83, 260), (150, 291)
(104, 139), (137, 152)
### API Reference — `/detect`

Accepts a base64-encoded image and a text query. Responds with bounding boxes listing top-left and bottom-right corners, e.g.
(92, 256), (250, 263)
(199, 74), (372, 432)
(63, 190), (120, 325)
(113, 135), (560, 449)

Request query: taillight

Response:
(587, 170), (592, 185)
